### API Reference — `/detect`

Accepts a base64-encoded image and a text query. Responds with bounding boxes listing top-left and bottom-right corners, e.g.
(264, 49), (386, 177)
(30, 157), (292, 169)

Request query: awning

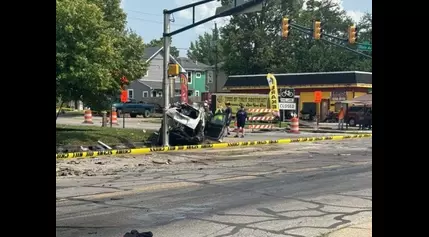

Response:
(341, 94), (372, 106)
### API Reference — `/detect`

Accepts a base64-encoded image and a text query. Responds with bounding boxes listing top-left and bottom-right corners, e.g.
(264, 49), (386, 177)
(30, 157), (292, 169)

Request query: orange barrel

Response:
(110, 111), (119, 125)
(290, 117), (300, 133)
(83, 109), (93, 124)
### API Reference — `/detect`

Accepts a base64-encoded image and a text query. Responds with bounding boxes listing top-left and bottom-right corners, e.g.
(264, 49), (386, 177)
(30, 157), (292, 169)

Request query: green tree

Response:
(214, 0), (371, 75)
(351, 12), (372, 71)
(145, 38), (180, 58)
(220, 0), (304, 75)
(187, 27), (223, 66)
(56, 0), (147, 110)
(357, 13), (372, 43)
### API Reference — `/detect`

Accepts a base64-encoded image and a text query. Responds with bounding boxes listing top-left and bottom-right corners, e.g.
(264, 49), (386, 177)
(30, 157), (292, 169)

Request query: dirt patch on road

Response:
(56, 139), (372, 178)
(55, 146), (287, 177)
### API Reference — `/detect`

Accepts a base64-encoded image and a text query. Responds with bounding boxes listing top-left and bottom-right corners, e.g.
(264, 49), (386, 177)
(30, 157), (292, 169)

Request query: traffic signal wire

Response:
(290, 22), (372, 59)
(320, 37), (372, 59)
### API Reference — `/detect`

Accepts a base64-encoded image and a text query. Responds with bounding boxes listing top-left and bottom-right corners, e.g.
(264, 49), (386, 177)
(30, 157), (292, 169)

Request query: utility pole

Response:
(214, 22), (218, 92)
(162, 10), (171, 146)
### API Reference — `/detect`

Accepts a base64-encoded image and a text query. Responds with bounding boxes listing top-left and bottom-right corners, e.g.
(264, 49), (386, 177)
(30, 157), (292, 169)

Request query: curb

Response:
(299, 129), (372, 134)
(56, 134), (372, 159)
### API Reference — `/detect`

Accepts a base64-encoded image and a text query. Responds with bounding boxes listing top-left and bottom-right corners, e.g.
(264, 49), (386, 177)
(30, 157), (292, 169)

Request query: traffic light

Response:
(348, 25), (358, 44)
(313, 21), (322, 40)
(281, 17), (291, 39)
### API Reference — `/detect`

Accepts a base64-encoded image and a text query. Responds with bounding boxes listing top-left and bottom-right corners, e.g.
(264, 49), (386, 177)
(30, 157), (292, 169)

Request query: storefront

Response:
(223, 71), (372, 121)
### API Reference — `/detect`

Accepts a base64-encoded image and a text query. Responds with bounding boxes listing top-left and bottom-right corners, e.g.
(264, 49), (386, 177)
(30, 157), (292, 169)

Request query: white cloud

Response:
(347, 10), (364, 23)
(302, 0), (344, 11)
(174, 0), (230, 34)
(302, 0), (365, 23)
(120, 0), (125, 9)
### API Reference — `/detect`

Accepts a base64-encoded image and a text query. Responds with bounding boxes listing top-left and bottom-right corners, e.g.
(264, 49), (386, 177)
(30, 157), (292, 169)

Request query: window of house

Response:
(207, 71), (213, 83)
(152, 91), (157, 97)
(127, 89), (134, 99)
(143, 91), (149, 98)
(187, 71), (192, 84)
(195, 90), (200, 97)
(195, 72), (202, 78)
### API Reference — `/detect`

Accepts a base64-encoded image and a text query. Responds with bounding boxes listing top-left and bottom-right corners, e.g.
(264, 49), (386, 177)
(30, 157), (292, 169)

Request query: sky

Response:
(121, 0), (372, 57)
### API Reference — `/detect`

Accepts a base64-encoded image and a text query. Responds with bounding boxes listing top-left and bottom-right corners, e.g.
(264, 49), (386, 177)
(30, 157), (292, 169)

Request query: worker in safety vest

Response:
(338, 105), (345, 130)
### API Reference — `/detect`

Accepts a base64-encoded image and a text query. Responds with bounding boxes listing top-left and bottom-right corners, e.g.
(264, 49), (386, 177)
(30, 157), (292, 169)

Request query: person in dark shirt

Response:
(224, 102), (232, 136)
(235, 105), (247, 138)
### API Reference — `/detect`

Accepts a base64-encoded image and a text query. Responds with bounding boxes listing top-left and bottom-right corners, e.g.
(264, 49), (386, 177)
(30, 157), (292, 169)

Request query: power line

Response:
(127, 16), (163, 24)
(290, 22), (372, 59)
(127, 16), (187, 27)
(127, 10), (162, 17)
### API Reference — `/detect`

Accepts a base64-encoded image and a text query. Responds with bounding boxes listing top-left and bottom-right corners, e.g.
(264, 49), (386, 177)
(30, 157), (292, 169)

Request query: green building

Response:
(176, 57), (211, 97)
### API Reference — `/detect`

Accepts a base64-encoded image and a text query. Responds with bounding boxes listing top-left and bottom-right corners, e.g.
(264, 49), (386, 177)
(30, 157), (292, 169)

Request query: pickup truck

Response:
(112, 102), (155, 118)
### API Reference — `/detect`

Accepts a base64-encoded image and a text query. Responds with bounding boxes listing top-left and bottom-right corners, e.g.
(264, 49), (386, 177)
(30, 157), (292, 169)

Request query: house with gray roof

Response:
(126, 46), (185, 101)
(126, 47), (214, 102)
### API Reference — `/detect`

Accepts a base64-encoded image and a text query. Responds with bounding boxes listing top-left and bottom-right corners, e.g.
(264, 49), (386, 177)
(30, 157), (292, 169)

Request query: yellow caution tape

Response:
(56, 134), (372, 159)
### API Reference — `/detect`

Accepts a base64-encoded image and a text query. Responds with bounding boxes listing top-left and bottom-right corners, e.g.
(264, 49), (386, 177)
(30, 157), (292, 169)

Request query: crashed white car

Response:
(153, 102), (228, 146)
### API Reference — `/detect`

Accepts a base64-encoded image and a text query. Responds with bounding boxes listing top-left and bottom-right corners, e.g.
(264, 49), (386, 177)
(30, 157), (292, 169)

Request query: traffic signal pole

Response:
(162, 11), (171, 146)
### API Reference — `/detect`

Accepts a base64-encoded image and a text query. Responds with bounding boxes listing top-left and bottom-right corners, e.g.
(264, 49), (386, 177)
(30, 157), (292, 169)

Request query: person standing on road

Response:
(235, 104), (248, 138)
(338, 105), (345, 130)
(224, 102), (232, 136)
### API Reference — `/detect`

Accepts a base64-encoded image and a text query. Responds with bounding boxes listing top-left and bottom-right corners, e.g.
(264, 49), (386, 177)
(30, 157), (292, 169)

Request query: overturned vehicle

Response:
(151, 103), (228, 146)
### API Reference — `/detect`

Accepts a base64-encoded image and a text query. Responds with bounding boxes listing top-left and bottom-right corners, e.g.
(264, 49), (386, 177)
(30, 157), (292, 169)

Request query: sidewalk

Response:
(325, 219), (372, 237)
(299, 128), (372, 134)
(259, 127), (372, 134)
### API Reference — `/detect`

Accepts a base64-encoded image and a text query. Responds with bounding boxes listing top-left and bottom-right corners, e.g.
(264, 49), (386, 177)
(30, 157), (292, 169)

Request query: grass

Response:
(56, 124), (154, 146)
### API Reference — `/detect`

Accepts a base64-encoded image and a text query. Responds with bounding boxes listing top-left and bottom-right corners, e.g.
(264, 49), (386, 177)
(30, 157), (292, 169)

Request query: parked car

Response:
(112, 102), (155, 118)
(346, 105), (372, 127)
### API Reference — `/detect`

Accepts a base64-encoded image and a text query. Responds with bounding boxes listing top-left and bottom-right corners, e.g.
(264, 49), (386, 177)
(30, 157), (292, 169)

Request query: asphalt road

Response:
(56, 138), (372, 237)
(56, 116), (358, 131)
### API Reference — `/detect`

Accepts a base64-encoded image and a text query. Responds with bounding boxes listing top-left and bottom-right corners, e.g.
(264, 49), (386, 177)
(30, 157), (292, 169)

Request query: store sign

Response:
(279, 102), (296, 110)
(331, 90), (347, 101)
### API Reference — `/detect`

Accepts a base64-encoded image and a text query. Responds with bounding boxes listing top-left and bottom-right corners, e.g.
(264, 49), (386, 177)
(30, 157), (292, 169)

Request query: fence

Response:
(231, 108), (280, 132)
